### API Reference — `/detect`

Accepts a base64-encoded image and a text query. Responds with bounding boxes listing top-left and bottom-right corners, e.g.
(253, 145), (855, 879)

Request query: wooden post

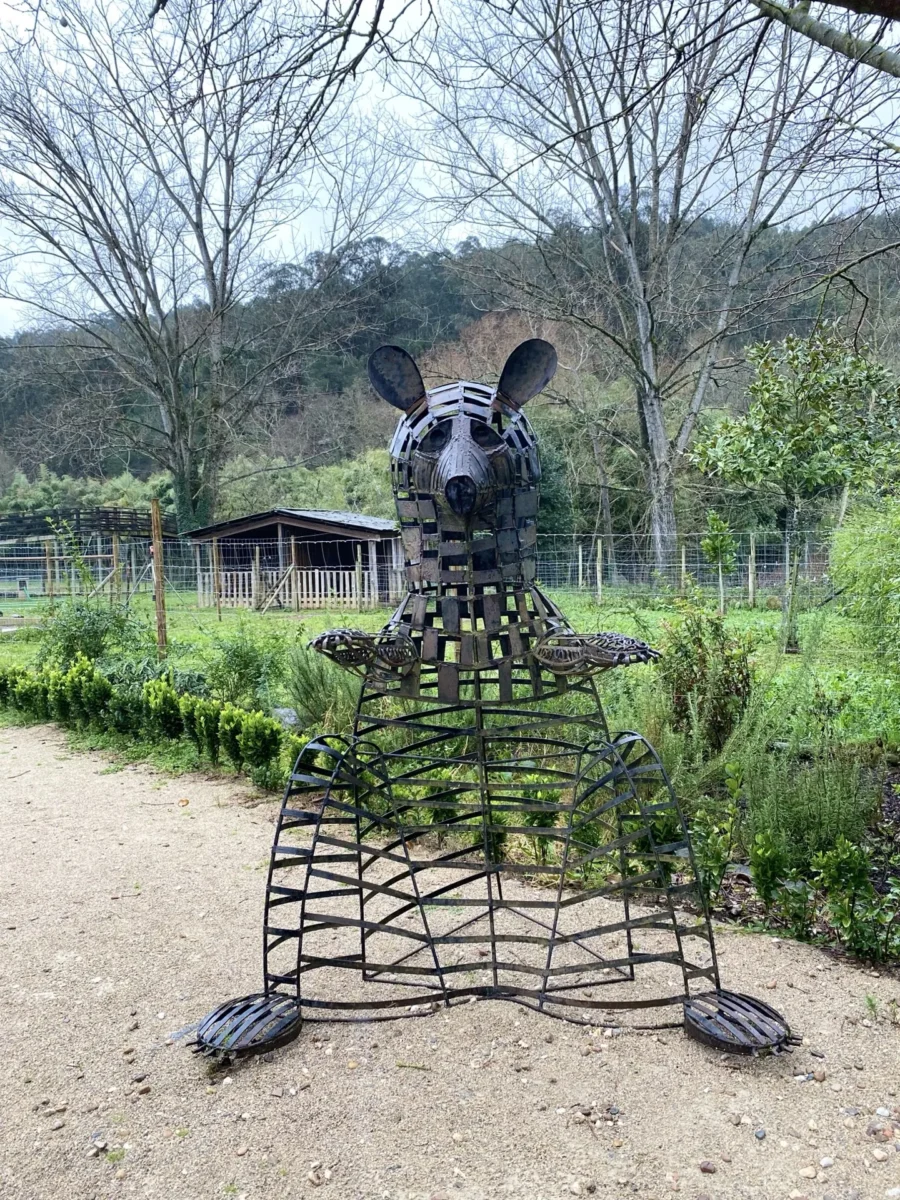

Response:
(368, 539), (378, 608)
(150, 497), (168, 659)
(277, 523), (285, 572)
(194, 543), (202, 608)
(577, 543), (584, 591)
(212, 538), (222, 621)
(748, 533), (757, 609)
(111, 533), (120, 604)
(252, 545), (261, 609)
(680, 542), (687, 594)
(44, 538), (54, 603)
(596, 538), (603, 604)
(355, 544), (364, 612)
(290, 537), (299, 612)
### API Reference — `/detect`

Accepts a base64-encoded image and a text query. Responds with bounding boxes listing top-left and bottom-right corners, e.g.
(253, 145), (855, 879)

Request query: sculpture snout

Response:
(436, 441), (491, 518)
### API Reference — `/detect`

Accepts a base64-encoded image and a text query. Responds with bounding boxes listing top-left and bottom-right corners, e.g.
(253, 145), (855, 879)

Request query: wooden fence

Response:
(195, 565), (404, 610)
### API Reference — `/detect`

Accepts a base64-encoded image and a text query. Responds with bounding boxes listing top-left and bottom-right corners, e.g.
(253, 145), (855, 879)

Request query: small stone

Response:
(270, 1087), (284, 1098)
(451, 1132), (463, 1143)
(122, 1047), (134, 1056)
(612, 1138), (624, 1148)
(569, 1185), (583, 1196)
(830, 1082), (842, 1092)
(820, 1157), (834, 1168)
(877, 1107), (892, 1118)
(789, 1193), (809, 1200)
(799, 1167), (817, 1179)
(50, 1120), (64, 1130)
(766, 979), (777, 989)
(131, 1073), (147, 1083)
(813, 1069), (827, 1082)
(137, 1084), (150, 1095)
(699, 1161), (717, 1174)
(307, 1168), (324, 1186)
(347, 1060), (359, 1069)
(236, 1146), (248, 1157)
(729, 1114), (741, 1126)
(754, 1128), (766, 1140)
(873, 1148), (889, 1161)
(127, 1021), (139, 1032)
(87, 1147), (99, 1158)
(862, 1019), (873, 1028)
(844, 1117), (856, 1129)
(115, 1169), (127, 1180)
(885, 1189), (900, 1198)
(808, 1120), (818, 1131)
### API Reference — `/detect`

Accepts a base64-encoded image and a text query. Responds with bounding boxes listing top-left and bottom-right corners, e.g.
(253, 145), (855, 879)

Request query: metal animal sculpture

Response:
(192, 340), (795, 1060)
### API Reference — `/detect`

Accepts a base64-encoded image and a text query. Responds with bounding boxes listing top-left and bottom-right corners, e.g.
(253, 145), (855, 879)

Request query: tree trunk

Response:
(638, 385), (678, 576)
(781, 502), (802, 653)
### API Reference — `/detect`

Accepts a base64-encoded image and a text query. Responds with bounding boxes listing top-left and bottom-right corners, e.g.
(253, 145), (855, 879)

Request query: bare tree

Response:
(406, 0), (897, 566)
(749, 1), (900, 78)
(0, 0), (410, 529)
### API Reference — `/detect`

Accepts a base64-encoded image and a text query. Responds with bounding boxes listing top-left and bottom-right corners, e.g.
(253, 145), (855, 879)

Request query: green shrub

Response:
(179, 693), (202, 752)
(238, 711), (283, 784)
(746, 752), (875, 871)
(656, 599), (753, 753)
(285, 643), (358, 735)
(198, 620), (294, 708)
(219, 704), (246, 769)
(689, 800), (740, 907)
(142, 678), (183, 739)
(0, 666), (25, 706)
(107, 682), (144, 733)
(833, 497), (900, 671)
(195, 699), (223, 764)
(813, 836), (900, 961)
(63, 655), (101, 726)
(38, 601), (152, 669)
(749, 829), (789, 911)
(13, 671), (50, 720)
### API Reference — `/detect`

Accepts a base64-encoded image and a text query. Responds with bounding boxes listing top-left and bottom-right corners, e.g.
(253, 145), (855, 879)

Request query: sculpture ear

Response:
(367, 345), (427, 414)
(496, 339), (557, 408)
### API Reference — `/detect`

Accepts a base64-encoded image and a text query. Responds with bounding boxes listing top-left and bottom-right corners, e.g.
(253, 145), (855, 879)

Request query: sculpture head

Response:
(368, 340), (557, 551)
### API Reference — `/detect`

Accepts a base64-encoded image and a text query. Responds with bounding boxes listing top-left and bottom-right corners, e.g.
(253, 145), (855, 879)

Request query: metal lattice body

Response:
(192, 341), (796, 1060)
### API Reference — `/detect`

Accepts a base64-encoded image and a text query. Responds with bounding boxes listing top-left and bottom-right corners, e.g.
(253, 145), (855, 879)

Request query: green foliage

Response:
(195, 699), (224, 764)
(219, 705), (246, 769)
(745, 752), (875, 871)
(694, 329), (900, 504)
(284, 643), (358, 736)
(690, 800), (740, 907)
(700, 511), (737, 574)
(0, 465), (174, 517)
(813, 837), (900, 962)
(179, 693), (202, 752)
(142, 678), (183, 739)
(749, 828), (789, 910)
(37, 601), (152, 670)
(238, 711), (284, 785)
(656, 599), (754, 752)
(832, 497), (900, 673)
(198, 619), (294, 708)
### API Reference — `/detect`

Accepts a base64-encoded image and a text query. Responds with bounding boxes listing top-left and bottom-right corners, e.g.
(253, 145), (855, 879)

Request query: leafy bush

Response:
(746, 751), (875, 871)
(106, 682), (144, 733)
(198, 620), (293, 708)
(238, 711), (283, 785)
(142, 678), (183, 739)
(285, 643), (358, 735)
(749, 828), (789, 910)
(219, 704), (246, 769)
(38, 601), (152, 669)
(195, 699), (223, 764)
(656, 599), (753, 752)
(833, 497), (900, 672)
(813, 836), (900, 962)
(13, 671), (50, 720)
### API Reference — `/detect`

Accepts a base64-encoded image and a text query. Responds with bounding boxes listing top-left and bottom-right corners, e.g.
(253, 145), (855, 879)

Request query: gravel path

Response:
(1, 723), (899, 1200)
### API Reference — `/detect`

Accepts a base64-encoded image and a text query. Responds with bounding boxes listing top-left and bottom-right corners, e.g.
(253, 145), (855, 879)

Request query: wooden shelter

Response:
(184, 508), (402, 610)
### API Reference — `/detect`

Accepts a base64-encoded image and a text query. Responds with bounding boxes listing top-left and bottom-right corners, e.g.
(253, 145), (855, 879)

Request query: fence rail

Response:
(0, 531), (834, 613)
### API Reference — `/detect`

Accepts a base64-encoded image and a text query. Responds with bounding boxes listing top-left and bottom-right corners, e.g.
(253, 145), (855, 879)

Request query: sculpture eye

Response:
(418, 423), (451, 453)
(471, 420), (504, 450)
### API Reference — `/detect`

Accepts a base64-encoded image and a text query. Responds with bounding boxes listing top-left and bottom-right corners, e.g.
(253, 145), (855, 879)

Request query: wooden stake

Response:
(44, 538), (54, 603)
(368, 539), (378, 608)
(356, 544), (363, 612)
(212, 538), (223, 621)
(111, 533), (120, 604)
(252, 545), (261, 609)
(748, 533), (757, 610)
(194, 543), (202, 608)
(291, 537), (299, 612)
(150, 498), (168, 659)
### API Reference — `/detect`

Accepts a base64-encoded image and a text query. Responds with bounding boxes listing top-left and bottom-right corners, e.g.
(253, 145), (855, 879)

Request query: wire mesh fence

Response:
(0, 530), (835, 622)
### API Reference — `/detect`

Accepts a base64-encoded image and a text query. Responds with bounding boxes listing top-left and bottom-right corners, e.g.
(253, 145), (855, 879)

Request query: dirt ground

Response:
(1, 723), (899, 1200)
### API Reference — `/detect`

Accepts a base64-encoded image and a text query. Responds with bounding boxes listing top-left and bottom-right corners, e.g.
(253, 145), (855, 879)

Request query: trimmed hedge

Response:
(0, 658), (289, 787)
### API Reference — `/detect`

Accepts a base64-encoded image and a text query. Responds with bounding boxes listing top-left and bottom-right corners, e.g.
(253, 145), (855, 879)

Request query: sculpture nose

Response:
(445, 474), (478, 516)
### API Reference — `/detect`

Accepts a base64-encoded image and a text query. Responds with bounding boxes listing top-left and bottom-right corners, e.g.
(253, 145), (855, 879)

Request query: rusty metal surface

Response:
(192, 340), (793, 1060)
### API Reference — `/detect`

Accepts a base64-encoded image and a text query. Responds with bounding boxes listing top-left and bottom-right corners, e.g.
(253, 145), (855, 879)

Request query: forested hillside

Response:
(2, 219), (899, 539)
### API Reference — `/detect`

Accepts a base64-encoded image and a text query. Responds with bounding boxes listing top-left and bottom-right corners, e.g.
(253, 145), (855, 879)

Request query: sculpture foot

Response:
(190, 993), (303, 1060)
(684, 989), (800, 1055)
